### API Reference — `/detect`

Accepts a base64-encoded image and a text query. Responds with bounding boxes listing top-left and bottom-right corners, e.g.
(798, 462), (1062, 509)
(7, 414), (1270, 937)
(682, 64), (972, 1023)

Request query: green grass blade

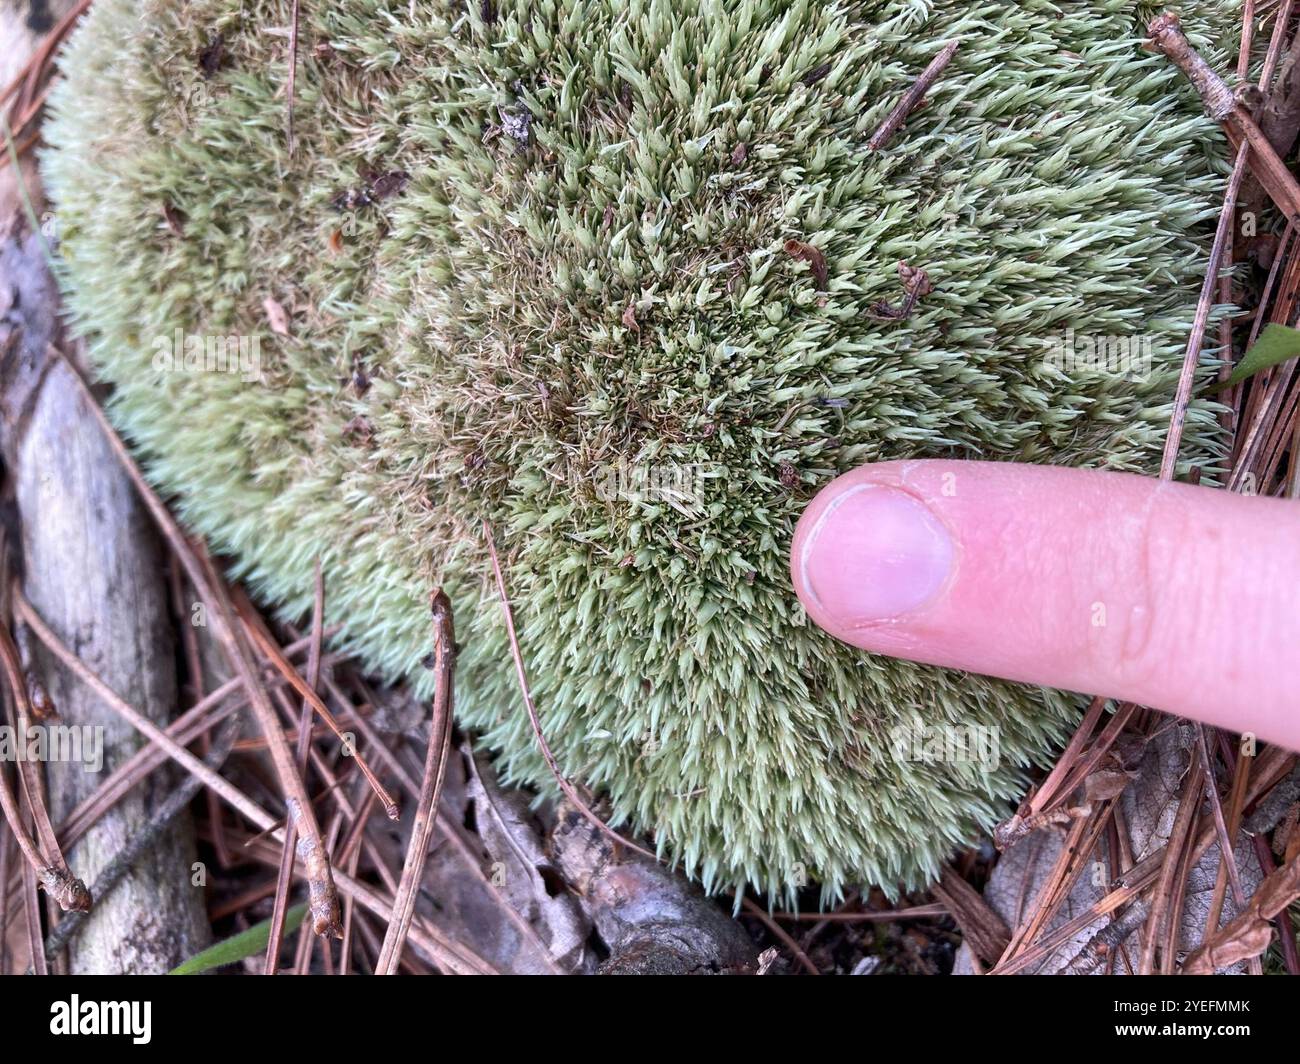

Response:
(169, 902), (307, 975)
(1224, 323), (1300, 388)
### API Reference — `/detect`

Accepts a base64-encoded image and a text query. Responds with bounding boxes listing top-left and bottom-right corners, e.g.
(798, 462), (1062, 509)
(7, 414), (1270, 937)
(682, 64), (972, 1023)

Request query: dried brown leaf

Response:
(1182, 852), (1300, 974)
(783, 238), (828, 290)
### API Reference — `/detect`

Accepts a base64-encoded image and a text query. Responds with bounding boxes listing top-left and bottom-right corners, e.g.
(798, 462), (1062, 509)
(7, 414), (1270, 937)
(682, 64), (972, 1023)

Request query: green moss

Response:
(45, 0), (1235, 901)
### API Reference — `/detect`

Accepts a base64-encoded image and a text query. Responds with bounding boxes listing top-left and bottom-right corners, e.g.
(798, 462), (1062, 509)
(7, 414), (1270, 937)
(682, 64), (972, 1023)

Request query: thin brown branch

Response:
(233, 590), (397, 819)
(21, 859), (44, 975)
(170, 556), (232, 868)
(1245, 223), (1293, 353)
(0, 616), (89, 912)
(867, 39), (960, 151)
(483, 521), (660, 864)
(265, 560), (325, 974)
(196, 551), (341, 938)
(1260, 0), (1298, 90)
(1159, 787), (1200, 974)
(1194, 726), (1248, 917)
(1139, 743), (1202, 973)
(1160, 138), (1250, 480)
(1208, 743), (1255, 929)
(1238, 0), (1256, 82)
(1150, 13), (1248, 121)
(286, 0), (301, 154)
(0, 750), (49, 893)
(375, 590), (457, 975)
(768, 903), (947, 922)
(741, 897), (819, 975)
(1025, 696), (1107, 817)
(1209, 733), (1265, 974)
(0, 833), (10, 972)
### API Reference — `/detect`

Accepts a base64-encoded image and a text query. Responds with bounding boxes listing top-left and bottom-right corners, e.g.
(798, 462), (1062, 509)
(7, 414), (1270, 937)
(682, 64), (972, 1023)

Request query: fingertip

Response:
(789, 459), (1300, 751)
(792, 476), (955, 633)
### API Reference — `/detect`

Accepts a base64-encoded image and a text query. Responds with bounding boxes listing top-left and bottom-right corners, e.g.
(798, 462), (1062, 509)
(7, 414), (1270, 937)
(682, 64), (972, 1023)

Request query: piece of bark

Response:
(1, 230), (210, 972)
(549, 803), (759, 975)
(421, 746), (595, 973)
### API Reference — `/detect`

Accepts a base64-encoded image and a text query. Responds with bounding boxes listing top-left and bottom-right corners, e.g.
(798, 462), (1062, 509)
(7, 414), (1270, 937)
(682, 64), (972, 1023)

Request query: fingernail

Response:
(799, 484), (954, 623)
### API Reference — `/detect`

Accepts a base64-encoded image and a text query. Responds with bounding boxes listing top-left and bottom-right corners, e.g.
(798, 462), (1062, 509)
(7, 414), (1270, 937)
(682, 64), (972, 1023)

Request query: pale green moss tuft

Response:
(44, 0), (1236, 901)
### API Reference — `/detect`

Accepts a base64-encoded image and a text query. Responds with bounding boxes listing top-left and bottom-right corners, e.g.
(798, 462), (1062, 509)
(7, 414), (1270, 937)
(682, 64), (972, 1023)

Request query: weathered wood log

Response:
(1, 0), (211, 971)
(1, 244), (214, 973)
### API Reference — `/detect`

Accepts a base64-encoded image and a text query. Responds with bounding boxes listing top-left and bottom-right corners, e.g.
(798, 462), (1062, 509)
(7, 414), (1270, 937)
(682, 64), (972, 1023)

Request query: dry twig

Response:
(483, 521), (660, 864)
(375, 591), (457, 974)
(265, 561), (326, 973)
(0, 616), (89, 912)
(867, 39), (960, 151)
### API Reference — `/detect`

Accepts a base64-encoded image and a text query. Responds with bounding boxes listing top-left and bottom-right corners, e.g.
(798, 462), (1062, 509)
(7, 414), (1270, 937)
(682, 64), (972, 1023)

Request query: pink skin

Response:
(790, 460), (1300, 753)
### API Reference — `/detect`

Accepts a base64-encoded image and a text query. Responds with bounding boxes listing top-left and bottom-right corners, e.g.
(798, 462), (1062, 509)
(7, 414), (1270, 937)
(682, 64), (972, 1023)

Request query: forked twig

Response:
(1149, 13), (1300, 220)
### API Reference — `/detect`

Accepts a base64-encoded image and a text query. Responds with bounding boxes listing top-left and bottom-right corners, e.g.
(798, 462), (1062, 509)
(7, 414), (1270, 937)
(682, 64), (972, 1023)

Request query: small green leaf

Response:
(169, 903), (307, 975)
(1224, 323), (1300, 387)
